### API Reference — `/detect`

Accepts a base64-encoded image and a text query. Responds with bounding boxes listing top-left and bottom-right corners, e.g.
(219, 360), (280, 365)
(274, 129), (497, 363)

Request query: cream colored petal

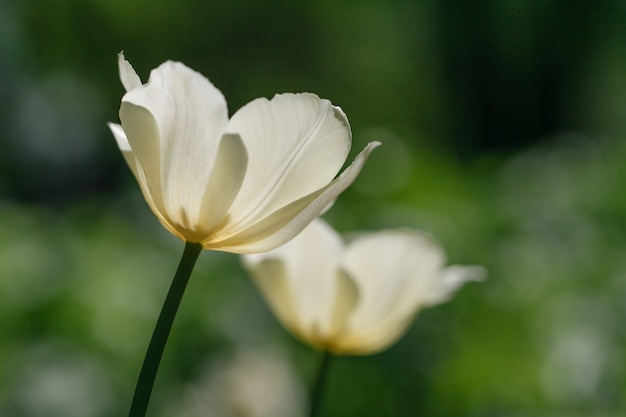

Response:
(225, 93), (352, 227)
(119, 102), (165, 214)
(107, 122), (136, 174)
(121, 60), (229, 230)
(134, 163), (186, 242)
(208, 142), (380, 253)
(338, 232), (483, 355)
(326, 270), (359, 340)
(242, 219), (345, 343)
(241, 257), (301, 338)
(333, 312), (416, 355)
(279, 219), (345, 338)
(338, 265), (482, 355)
(108, 122), (182, 240)
(342, 230), (445, 333)
(423, 265), (486, 307)
(185, 133), (248, 242)
(117, 52), (142, 92)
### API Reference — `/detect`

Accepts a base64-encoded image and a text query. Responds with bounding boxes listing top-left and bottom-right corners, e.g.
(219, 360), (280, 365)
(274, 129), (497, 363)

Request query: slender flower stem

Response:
(128, 241), (203, 417)
(309, 350), (332, 417)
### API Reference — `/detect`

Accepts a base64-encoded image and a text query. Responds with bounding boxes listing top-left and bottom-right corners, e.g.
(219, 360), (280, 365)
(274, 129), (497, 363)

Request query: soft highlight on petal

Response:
(107, 122), (134, 167)
(119, 101), (165, 214)
(117, 52), (142, 92)
(243, 219), (346, 347)
(326, 271), (359, 341)
(225, 93), (352, 227)
(333, 313), (417, 355)
(108, 122), (182, 240)
(186, 133), (248, 243)
(279, 218), (345, 338)
(209, 141), (380, 253)
(343, 230), (444, 334)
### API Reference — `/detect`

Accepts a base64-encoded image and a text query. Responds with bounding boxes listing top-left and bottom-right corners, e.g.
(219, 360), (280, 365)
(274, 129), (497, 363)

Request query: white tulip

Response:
(243, 219), (485, 355)
(108, 53), (379, 253)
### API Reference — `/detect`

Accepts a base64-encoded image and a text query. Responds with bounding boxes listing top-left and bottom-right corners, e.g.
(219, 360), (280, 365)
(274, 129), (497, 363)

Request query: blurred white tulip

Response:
(243, 219), (485, 355)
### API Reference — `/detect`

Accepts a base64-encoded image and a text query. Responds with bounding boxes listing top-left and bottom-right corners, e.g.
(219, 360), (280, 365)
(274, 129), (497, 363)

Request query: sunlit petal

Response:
(326, 270), (359, 341)
(110, 55), (376, 251)
(241, 258), (300, 336)
(117, 52), (142, 92)
(185, 133), (248, 242)
(118, 102), (165, 213)
(243, 219), (345, 344)
(338, 314), (417, 355)
(108, 123), (181, 239)
(225, 93), (352, 226)
(210, 141), (380, 253)
(344, 230), (444, 334)
(424, 265), (486, 306)
(107, 122), (136, 174)
(121, 61), (229, 229)
(280, 219), (344, 338)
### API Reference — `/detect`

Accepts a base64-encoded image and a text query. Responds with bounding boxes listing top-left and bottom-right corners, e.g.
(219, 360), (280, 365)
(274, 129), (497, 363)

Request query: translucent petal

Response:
(338, 238), (484, 355)
(208, 142), (380, 253)
(280, 219), (344, 335)
(108, 123), (181, 240)
(333, 312), (416, 355)
(184, 133), (248, 242)
(423, 265), (486, 306)
(121, 61), (229, 229)
(225, 93), (352, 227)
(326, 270), (359, 340)
(107, 122), (136, 174)
(118, 102), (166, 214)
(342, 230), (444, 337)
(117, 52), (142, 92)
(241, 257), (300, 337)
(243, 219), (350, 347)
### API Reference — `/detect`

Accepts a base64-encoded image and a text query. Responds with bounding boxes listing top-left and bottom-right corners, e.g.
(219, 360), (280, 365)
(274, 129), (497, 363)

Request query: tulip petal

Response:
(108, 121), (184, 240)
(225, 93), (352, 227)
(344, 230), (445, 324)
(108, 122), (137, 174)
(241, 257), (301, 337)
(118, 52), (142, 92)
(119, 102), (166, 214)
(424, 265), (486, 306)
(339, 230), (445, 353)
(335, 313), (417, 355)
(186, 133), (248, 242)
(208, 141), (380, 253)
(121, 60), (229, 230)
(343, 264), (482, 355)
(243, 219), (346, 346)
(326, 270), (359, 341)
(279, 219), (345, 339)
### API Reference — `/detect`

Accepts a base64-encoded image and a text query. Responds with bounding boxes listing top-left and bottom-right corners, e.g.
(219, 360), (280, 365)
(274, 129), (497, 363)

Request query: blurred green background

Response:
(2, 0), (626, 416)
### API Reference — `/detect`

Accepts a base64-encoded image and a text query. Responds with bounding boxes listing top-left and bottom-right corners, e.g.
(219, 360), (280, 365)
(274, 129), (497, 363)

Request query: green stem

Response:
(128, 241), (203, 417)
(309, 350), (332, 417)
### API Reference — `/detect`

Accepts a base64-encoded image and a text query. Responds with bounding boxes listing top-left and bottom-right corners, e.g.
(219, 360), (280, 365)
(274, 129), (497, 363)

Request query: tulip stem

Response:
(309, 349), (332, 417)
(128, 241), (203, 417)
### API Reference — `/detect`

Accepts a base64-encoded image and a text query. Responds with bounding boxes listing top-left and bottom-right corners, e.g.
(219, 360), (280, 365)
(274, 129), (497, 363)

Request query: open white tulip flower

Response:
(108, 53), (379, 254)
(243, 219), (485, 355)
